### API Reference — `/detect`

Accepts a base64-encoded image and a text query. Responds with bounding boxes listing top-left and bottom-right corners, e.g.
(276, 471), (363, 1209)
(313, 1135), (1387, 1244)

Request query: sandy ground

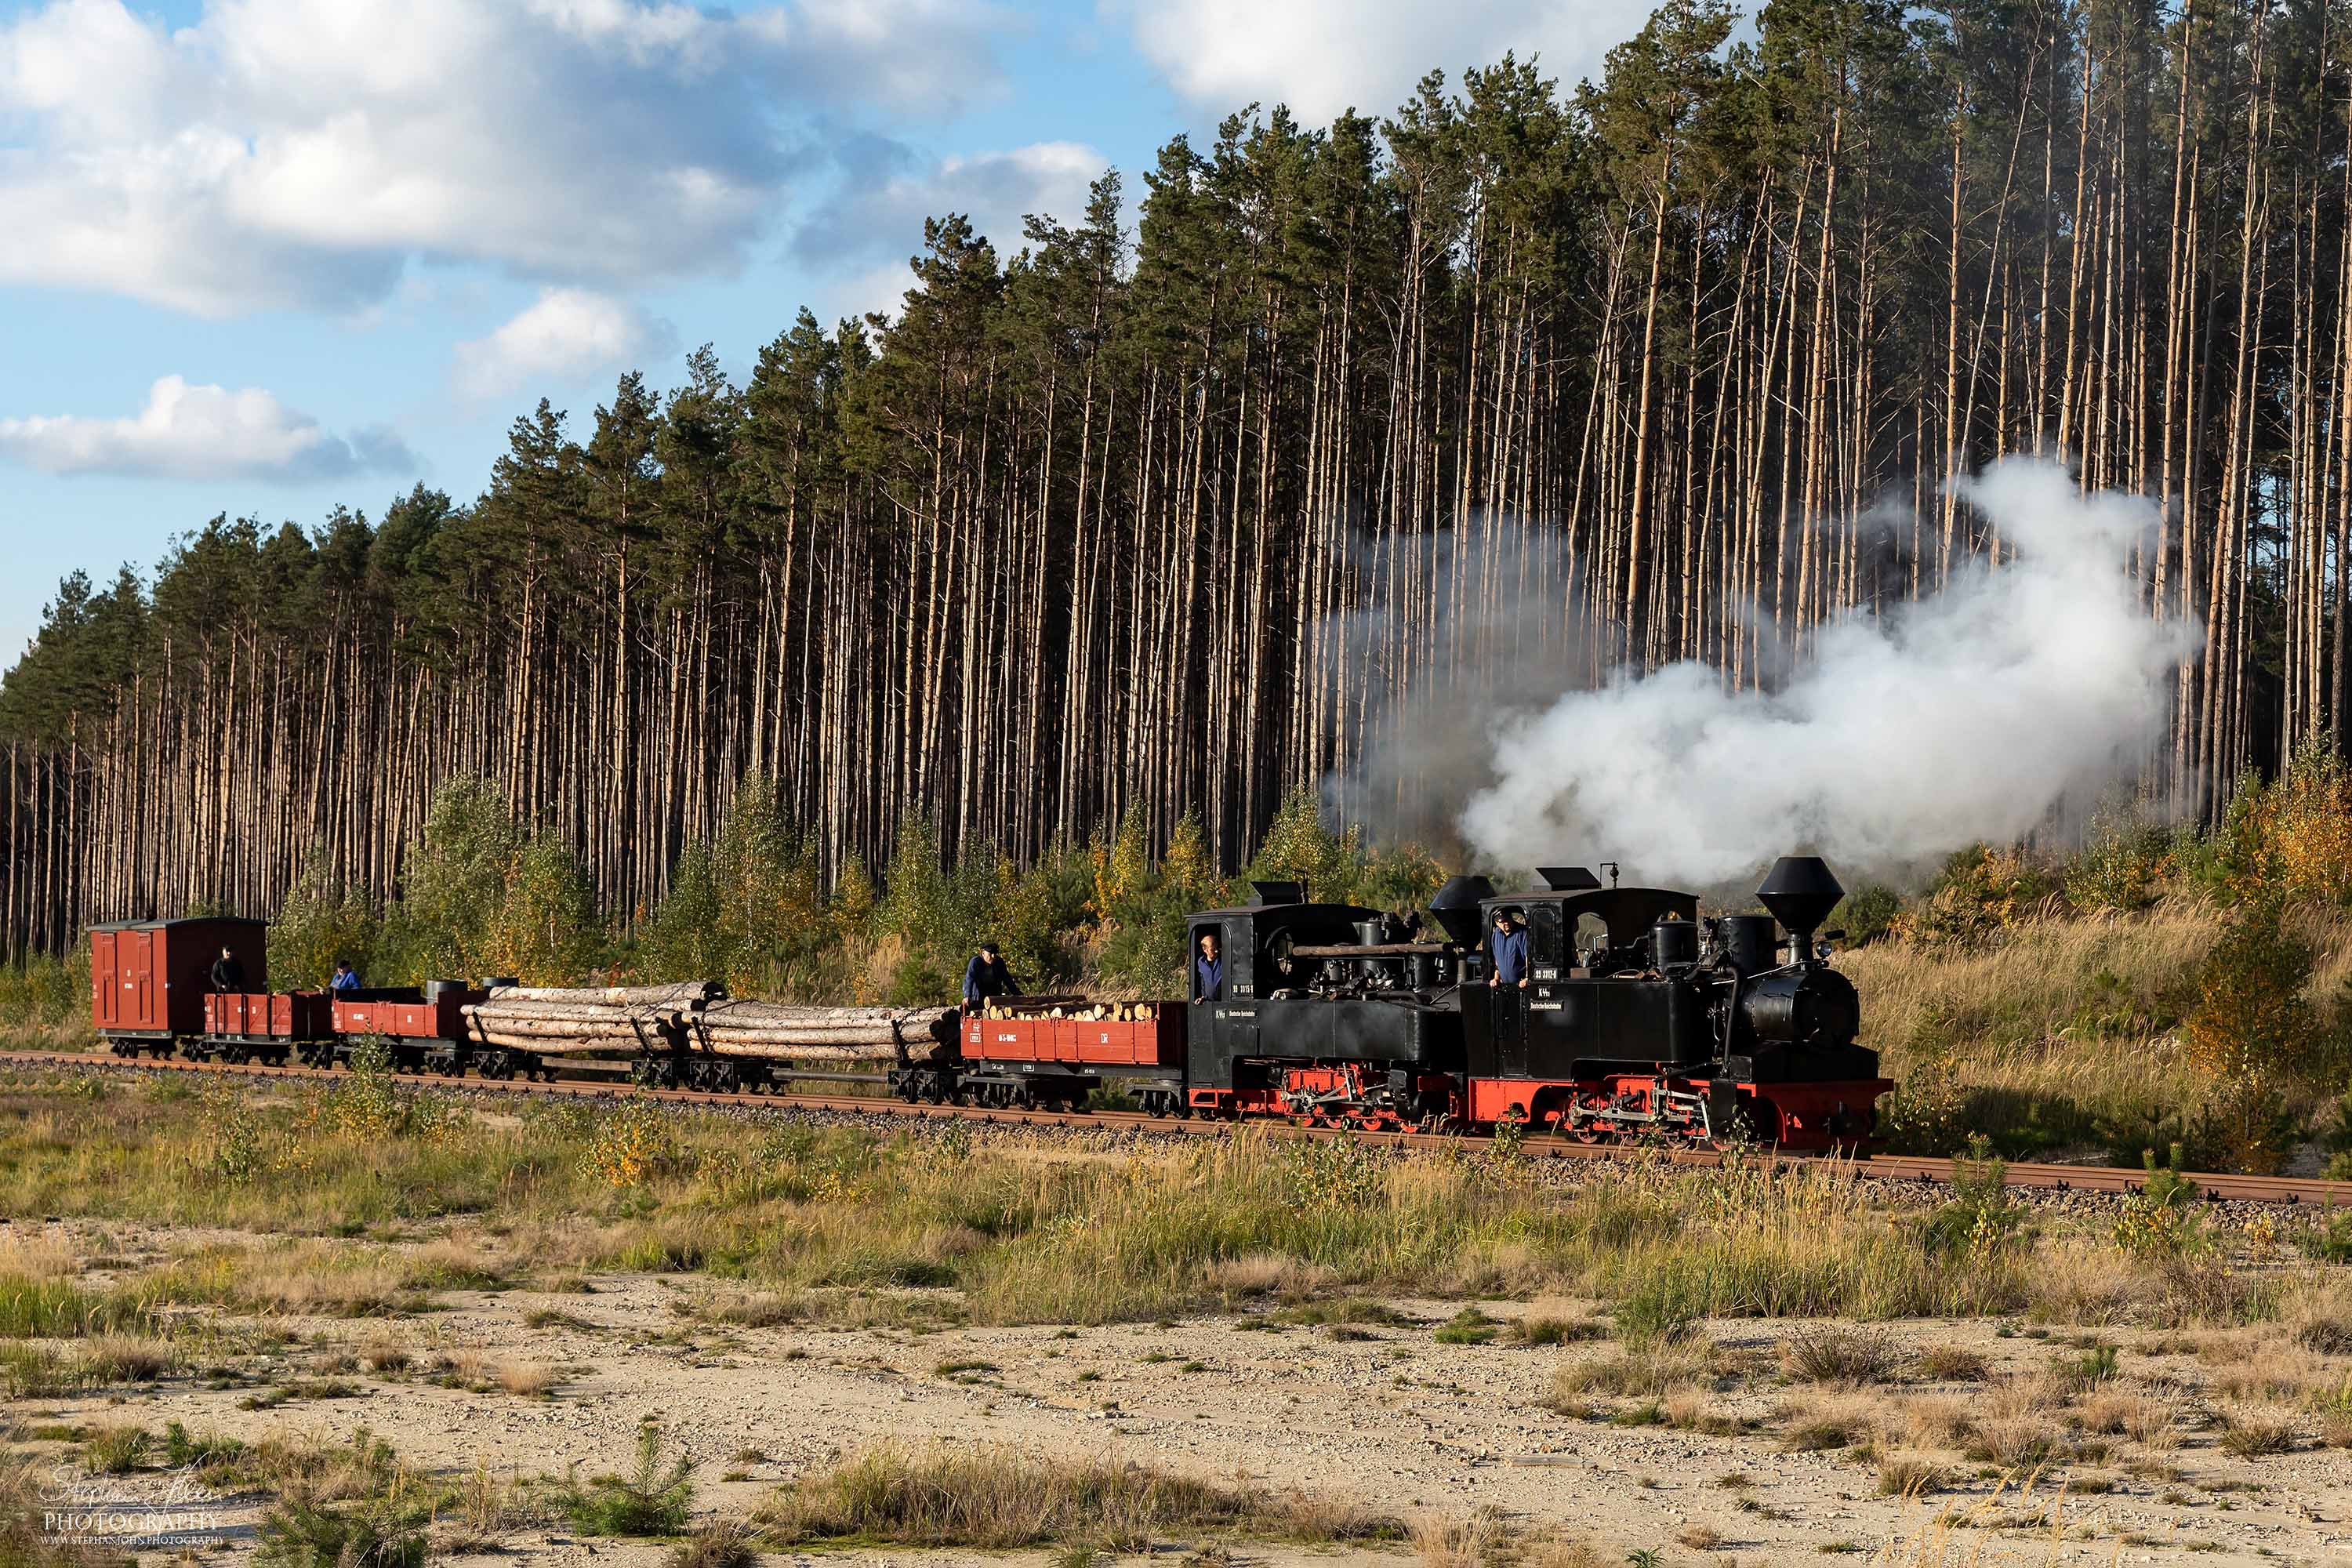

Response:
(9, 1225), (2350, 1568)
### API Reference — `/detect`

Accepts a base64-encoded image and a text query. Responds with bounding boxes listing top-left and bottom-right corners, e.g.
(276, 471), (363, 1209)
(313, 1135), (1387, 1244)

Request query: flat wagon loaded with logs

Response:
(89, 855), (1894, 1150)
(461, 983), (959, 1092)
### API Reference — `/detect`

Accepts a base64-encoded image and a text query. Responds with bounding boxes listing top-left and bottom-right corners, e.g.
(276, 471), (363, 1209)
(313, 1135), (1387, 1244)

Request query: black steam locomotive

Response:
(946, 854), (1890, 1149)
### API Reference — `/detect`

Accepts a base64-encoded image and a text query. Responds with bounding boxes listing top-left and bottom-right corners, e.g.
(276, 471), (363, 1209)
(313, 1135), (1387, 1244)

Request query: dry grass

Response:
(752, 1444), (1395, 1549)
(358, 1331), (411, 1374)
(401, 1236), (509, 1290)
(74, 1334), (176, 1384)
(1876, 1453), (1950, 1496)
(436, 1461), (542, 1552)
(0, 1234), (79, 1278)
(1512, 1298), (1606, 1345)
(1548, 1341), (1715, 1403)
(2203, 1337), (2331, 1403)
(1411, 1512), (1504, 1568)
(689, 1290), (804, 1328)
(2216, 1407), (2299, 1457)
(1777, 1393), (1896, 1453)
(2, 1444), (129, 1568)
(668, 1518), (760, 1568)
(497, 1360), (559, 1396)
(1782, 1326), (1898, 1384)
(1522, 1542), (1608, 1568)
(1203, 1253), (1332, 1301)
(2292, 1313), (2352, 1356)
(1842, 906), (2218, 1107)
(1915, 1345), (1990, 1382)
(2075, 1388), (2181, 1446)
(1900, 1395), (1977, 1448)
(1658, 1392), (1748, 1436)
(1964, 1416), (2070, 1470)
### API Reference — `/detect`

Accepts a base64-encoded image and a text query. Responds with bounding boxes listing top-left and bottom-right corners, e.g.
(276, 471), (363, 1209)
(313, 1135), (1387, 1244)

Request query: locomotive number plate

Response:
(1534, 967), (1559, 981)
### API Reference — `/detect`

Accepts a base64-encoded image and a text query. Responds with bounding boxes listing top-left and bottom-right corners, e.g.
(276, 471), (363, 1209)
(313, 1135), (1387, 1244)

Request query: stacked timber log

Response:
(459, 981), (953, 1061)
(978, 997), (1159, 1022)
(685, 999), (956, 1059)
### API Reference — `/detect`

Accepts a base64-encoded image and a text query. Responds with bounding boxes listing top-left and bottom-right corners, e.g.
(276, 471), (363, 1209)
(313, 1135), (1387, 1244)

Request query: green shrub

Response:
(2063, 810), (2174, 913)
(1830, 885), (1904, 948)
(2298, 1210), (2352, 1263)
(1433, 1307), (1497, 1345)
(256, 1499), (428, 1568)
(641, 776), (834, 996)
(163, 1421), (246, 1469)
(1877, 1010), (1973, 1156)
(0, 949), (93, 1034)
(379, 775), (521, 979)
(268, 865), (382, 993)
(82, 1425), (151, 1475)
(2183, 895), (2318, 1080)
(555, 1422), (693, 1537)
(2114, 1146), (2209, 1258)
(1890, 845), (2066, 950)
(1916, 1139), (2027, 1258)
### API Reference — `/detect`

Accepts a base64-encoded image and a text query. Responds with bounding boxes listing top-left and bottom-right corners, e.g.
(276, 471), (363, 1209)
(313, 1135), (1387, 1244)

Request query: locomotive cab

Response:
(1468, 875), (1714, 1082)
(1183, 885), (1468, 1123)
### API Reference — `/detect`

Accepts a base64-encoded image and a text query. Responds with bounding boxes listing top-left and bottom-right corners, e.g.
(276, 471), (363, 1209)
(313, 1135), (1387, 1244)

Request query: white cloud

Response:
(796, 140), (1105, 321)
(0, 376), (416, 482)
(1110, 0), (1660, 122)
(0, 0), (1015, 316)
(453, 288), (677, 398)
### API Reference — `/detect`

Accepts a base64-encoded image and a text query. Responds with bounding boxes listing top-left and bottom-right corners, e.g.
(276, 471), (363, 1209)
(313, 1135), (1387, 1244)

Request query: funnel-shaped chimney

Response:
(1428, 875), (1497, 946)
(1755, 855), (1843, 940)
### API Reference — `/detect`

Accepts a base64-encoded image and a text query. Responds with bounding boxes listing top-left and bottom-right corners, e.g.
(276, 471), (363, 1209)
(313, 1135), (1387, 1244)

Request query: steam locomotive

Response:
(918, 855), (1891, 1150)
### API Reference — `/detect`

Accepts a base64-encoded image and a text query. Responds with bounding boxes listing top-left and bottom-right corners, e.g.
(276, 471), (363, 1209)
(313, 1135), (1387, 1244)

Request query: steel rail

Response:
(2, 1047), (2343, 1207)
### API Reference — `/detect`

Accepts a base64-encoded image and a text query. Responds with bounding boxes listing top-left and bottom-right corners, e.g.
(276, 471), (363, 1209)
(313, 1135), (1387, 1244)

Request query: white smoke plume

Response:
(1438, 458), (2199, 887)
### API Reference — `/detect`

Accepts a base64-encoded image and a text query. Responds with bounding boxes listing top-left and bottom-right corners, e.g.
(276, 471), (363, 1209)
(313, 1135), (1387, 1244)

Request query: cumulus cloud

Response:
(453, 288), (677, 398)
(1110, 0), (1660, 122)
(0, 376), (416, 482)
(0, 0), (1015, 315)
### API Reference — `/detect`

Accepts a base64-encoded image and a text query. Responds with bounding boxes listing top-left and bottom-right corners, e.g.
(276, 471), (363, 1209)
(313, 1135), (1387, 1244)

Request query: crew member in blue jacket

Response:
(1193, 930), (1223, 1001)
(962, 942), (1018, 1007)
(330, 960), (363, 993)
(1488, 909), (1529, 989)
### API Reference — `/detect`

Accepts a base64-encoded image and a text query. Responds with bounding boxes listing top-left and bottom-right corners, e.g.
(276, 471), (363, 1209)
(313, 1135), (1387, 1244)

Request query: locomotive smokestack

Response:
(1428, 875), (1496, 947)
(1755, 856), (1843, 949)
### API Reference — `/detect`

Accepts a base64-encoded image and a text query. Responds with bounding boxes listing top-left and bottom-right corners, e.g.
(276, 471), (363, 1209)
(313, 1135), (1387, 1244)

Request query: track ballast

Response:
(2, 1046), (2344, 1208)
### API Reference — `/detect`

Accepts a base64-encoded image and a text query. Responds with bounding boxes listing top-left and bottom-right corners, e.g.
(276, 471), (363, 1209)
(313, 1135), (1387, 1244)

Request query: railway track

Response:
(4, 1045), (2347, 1207)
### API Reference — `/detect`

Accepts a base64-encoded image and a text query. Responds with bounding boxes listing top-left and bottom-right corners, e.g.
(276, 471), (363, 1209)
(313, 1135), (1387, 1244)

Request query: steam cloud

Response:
(1342, 458), (2201, 888)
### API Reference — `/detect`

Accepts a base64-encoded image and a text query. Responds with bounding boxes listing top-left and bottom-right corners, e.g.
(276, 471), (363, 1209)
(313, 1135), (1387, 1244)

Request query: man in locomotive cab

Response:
(1193, 929), (1223, 1002)
(210, 946), (245, 993)
(962, 942), (1018, 1008)
(1488, 909), (1529, 989)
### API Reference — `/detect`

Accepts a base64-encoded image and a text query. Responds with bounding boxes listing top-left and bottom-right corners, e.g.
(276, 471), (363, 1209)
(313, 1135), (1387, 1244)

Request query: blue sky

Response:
(0, 0), (1655, 662)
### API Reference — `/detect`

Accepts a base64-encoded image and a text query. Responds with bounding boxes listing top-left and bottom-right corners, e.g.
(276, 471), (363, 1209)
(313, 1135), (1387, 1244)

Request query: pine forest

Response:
(5, 0), (2349, 958)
